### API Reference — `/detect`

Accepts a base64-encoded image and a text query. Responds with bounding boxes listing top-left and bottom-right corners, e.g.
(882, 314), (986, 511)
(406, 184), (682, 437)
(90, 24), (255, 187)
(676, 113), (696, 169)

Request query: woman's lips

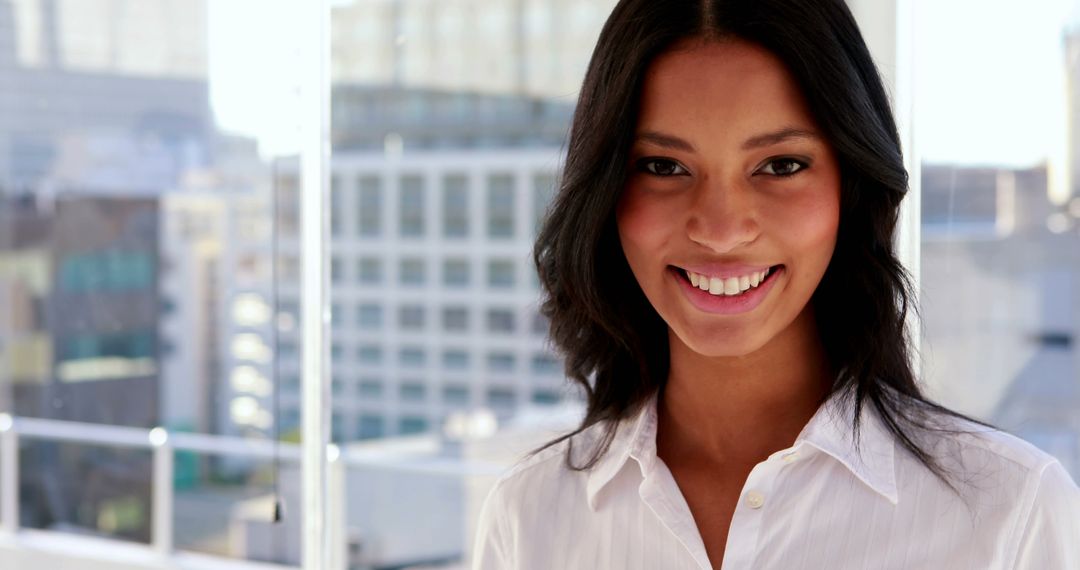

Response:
(670, 264), (784, 315)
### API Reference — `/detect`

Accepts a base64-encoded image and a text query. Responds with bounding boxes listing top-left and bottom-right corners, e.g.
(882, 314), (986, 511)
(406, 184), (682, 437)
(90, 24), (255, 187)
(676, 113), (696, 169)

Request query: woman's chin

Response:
(670, 326), (769, 360)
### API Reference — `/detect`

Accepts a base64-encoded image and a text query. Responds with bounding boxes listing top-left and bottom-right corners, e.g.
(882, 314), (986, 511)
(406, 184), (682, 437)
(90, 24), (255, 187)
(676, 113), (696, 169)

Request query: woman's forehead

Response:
(636, 39), (819, 146)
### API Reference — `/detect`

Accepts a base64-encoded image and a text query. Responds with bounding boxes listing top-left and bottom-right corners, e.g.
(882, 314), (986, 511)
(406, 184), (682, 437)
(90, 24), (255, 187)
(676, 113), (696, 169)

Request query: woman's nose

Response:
(684, 180), (761, 253)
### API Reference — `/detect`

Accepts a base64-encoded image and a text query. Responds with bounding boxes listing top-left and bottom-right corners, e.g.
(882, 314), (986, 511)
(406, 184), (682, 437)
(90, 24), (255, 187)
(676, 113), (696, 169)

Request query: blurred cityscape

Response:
(0, 0), (1077, 569)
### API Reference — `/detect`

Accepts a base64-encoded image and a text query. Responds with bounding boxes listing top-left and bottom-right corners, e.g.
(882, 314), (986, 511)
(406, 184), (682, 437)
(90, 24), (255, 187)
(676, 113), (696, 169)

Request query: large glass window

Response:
(15, 2), (1070, 570)
(915, 1), (1080, 480)
(0, 0), (308, 563)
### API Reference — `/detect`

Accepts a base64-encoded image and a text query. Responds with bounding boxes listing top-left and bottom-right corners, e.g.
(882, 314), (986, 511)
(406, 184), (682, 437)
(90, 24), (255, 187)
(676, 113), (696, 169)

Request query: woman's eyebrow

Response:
(634, 131), (697, 153)
(633, 126), (821, 153)
(742, 127), (821, 150)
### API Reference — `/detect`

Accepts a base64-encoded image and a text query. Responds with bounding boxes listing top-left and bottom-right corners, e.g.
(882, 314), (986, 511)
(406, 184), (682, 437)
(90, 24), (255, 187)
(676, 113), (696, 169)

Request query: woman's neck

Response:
(656, 305), (834, 470)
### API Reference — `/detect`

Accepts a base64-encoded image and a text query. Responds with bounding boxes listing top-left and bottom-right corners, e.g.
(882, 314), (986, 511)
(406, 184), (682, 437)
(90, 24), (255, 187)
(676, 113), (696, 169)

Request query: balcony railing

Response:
(0, 413), (504, 570)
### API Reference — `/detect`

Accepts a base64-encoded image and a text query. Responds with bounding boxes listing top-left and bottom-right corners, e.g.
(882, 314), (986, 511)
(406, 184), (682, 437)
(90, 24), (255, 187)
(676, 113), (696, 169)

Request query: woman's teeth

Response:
(686, 267), (772, 296)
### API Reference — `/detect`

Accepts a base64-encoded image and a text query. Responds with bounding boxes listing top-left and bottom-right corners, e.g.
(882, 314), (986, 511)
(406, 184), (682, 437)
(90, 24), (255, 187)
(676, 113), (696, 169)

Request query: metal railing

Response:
(0, 412), (503, 569)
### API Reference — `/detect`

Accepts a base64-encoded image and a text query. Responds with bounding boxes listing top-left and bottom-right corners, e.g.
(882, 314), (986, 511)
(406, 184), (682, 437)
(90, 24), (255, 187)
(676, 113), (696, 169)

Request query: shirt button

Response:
(781, 451), (799, 463)
(745, 490), (765, 509)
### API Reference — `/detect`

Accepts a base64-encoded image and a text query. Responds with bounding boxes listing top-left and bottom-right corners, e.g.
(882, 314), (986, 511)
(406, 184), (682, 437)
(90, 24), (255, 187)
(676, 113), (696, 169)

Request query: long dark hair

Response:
(530, 0), (992, 490)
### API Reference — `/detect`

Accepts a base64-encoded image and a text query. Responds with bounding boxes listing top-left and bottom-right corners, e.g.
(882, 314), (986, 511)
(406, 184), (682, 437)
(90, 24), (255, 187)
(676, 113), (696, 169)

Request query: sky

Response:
(209, 0), (1078, 168)
(915, 0), (1076, 168)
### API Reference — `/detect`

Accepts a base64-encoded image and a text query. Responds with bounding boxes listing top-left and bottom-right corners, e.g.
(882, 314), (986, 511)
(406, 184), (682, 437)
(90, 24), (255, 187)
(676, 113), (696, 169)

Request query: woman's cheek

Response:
(773, 182), (840, 250)
(617, 186), (670, 250)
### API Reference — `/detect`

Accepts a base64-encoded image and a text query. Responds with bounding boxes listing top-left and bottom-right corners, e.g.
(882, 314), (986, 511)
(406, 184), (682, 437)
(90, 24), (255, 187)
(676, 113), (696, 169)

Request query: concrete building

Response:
(330, 0), (616, 98)
(242, 145), (576, 444)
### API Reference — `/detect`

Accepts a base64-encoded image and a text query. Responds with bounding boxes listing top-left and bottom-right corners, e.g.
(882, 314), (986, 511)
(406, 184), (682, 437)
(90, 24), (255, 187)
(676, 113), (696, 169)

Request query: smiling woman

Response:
(471, 0), (1080, 569)
(618, 39), (842, 357)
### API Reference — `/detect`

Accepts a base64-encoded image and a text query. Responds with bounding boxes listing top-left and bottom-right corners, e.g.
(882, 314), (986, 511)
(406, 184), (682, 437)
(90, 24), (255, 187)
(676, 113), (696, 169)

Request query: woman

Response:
(472, 0), (1080, 568)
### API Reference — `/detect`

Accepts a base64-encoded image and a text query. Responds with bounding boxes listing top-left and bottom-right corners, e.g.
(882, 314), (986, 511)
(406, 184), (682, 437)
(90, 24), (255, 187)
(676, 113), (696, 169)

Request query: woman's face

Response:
(616, 38), (842, 358)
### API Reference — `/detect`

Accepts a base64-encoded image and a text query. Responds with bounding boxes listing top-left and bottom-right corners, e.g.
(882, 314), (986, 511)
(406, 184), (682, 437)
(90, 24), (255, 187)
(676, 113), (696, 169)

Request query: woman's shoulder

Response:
(491, 419), (610, 491)
(927, 412), (1067, 476)
(479, 418), (618, 522)
(472, 420), (621, 568)
(902, 411), (1080, 517)
(934, 415), (1080, 565)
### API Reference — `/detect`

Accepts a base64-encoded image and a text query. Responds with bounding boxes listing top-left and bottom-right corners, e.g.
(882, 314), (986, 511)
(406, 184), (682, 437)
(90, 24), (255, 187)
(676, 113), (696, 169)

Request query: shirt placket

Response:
(638, 460), (715, 570)
(720, 445), (799, 569)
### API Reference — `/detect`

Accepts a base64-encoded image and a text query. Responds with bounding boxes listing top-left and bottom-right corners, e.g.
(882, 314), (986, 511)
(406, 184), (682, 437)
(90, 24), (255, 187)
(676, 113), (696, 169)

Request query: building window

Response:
(486, 387), (516, 407)
(359, 378), (383, 398)
(442, 306), (468, 332)
(533, 173), (557, 235)
(486, 308), (515, 333)
(282, 374), (300, 393)
(331, 256), (344, 283)
(278, 299), (299, 324)
(358, 175), (382, 237)
(531, 353), (560, 375)
(332, 414), (347, 442)
(398, 305), (426, 330)
(280, 256), (299, 281)
(443, 385), (470, 405)
(358, 414), (384, 439)
(357, 304), (382, 329)
(531, 390), (560, 405)
(399, 416), (429, 435)
(487, 352), (516, 373)
(487, 174), (515, 238)
(282, 407), (300, 432)
(531, 312), (549, 335)
(400, 382), (426, 402)
(278, 341), (298, 358)
(443, 258), (469, 287)
(277, 175), (299, 237)
(357, 344), (383, 364)
(358, 257), (383, 284)
(331, 303), (344, 328)
(331, 343), (345, 362)
(399, 346), (426, 367)
(400, 258), (426, 286)
(400, 175), (425, 237)
(442, 174), (469, 238)
(331, 376), (347, 395)
(58, 250), (155, 292)
(921, 165), (1000, 230)
(330, 175), (343, 236)
(487, 259), (515, 288)
(442, 349), (469, 369)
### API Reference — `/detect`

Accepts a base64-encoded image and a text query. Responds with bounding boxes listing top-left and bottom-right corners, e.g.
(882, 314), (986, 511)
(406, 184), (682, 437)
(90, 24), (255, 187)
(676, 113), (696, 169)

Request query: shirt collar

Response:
(585, 385), (899, 512)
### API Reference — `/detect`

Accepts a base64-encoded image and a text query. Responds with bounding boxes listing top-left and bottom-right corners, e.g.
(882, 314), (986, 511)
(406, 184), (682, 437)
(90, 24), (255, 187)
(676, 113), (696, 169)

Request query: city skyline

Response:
(208, 0), (1079, 169)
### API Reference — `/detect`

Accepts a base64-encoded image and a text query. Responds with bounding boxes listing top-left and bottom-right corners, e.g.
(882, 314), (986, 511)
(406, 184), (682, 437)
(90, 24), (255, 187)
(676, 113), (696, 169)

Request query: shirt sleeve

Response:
(1012, 459), (1080, 570)
(471, 480), (512, 570)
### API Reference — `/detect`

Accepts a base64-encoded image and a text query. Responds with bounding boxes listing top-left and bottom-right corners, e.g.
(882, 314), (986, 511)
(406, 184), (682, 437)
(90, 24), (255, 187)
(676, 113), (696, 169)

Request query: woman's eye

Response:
(758, 158), (807, 177)
(637, 158), (688, 177)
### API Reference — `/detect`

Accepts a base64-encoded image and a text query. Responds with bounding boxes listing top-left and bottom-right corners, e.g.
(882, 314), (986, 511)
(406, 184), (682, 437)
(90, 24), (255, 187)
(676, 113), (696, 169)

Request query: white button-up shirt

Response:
(472, 388), (1080, 569)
